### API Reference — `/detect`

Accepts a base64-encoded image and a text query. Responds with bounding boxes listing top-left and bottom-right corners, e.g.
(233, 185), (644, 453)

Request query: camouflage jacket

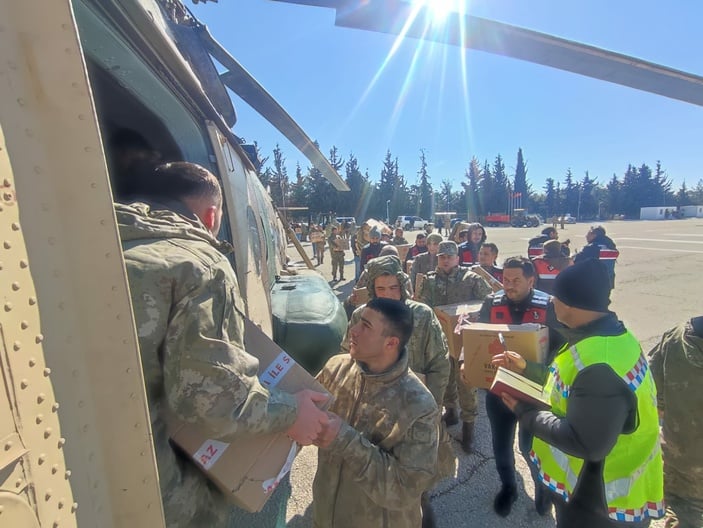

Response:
(327, 233), (346, 253)
(648, 320), (703, 499)
(116, 202), (298, 527)
(410, 251), (438, 290)
(313, 352), (439, 528)
(341, 256), (450, 405)
(418, 266), (492, 307)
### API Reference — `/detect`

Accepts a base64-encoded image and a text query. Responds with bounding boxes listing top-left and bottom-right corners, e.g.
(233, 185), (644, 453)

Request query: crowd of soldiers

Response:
(319, 217), (697, 528)
(115, 157), (699, 528)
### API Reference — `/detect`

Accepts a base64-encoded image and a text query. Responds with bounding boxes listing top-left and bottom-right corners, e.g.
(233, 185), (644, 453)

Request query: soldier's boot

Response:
(421, 492), (437, 528)
(493, 484), (518, 517)
(442, 407), (459, 426)
(461, 421), (474, 454)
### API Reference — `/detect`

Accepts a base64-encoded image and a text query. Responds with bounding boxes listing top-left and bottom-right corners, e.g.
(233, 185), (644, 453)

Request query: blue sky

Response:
(190, 0), (703, 194)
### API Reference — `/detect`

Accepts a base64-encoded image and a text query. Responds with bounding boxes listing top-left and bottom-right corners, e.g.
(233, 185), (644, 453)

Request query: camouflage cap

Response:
(427, 233), (443, 245)
(437, 241), (458, 256)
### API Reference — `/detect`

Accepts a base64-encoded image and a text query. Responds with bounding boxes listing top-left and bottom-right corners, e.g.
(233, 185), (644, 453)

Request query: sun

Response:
(411, 0), (467, 22)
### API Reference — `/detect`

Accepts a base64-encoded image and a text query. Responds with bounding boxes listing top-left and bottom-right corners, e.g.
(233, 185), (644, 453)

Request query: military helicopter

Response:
(1, 1), (701, 526)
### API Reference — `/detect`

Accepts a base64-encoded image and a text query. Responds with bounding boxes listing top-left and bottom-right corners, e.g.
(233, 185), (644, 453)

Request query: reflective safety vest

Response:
(530, 333), (664, 522)
(528, 244), (544, 258)
(533, 258), (561, 295)
(459, 245), (478, 265)
(489, 290), (549, 324)
(407, 245), (427, 260)
(533, 258), (560, 281)
(599, 247), (619, 282)
(485, 266), (503, 283)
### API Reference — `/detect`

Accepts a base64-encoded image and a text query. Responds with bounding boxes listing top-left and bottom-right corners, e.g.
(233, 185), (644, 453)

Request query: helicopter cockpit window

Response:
(74, 0), (233, 247)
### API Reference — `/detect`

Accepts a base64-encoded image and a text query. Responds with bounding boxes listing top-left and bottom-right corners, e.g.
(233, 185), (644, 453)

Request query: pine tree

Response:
(345, 153), (370, 221)
(492, 154), (509, 214)
(514, 148), (529, 210)
(440, 179), (453, 212)
(306, 141), (336, 216)
(604, 174), (620, 218)
(578, 171), (598, 220)
(544, 178), (556, 219)
(462, 157), (482, 221)
(675, 181), (690, 206)
(563, 169), (579, 218)
(289, 162), (308, 207)
(418, 149), (433, 219)
(692, 179), (703, 204)
(270, 144), (289, 207)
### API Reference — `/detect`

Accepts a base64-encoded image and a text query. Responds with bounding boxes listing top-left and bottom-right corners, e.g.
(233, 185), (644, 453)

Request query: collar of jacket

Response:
(354, 347), (409, 385)
(558, 311), (625, 346)
(435, 266), (461, 280)
(115, 201), (234, 255)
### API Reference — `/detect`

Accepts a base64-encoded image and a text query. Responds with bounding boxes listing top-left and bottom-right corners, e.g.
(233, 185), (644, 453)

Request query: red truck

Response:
(483, 209), (541, 227)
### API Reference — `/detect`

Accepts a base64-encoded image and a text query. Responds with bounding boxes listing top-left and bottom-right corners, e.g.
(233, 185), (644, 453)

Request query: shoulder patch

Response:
(531, 290), (550, 306)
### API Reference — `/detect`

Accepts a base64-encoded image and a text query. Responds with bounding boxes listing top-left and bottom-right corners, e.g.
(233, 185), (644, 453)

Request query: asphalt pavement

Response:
(285, 218), (703, 527)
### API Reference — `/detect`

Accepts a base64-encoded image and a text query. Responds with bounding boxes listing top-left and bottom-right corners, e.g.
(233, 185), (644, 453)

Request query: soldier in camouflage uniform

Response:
(418, 240), (492, 453)
(342, 255), (449, 408)
(392, 226), (409, 245)
(341, 255), (452, 526)
(410, 232), (442, 295)
(314, 298), (440, 528)
(116, 162), (329, 528)
(648, 317), (703, 528)
(327, 226), (346, 281)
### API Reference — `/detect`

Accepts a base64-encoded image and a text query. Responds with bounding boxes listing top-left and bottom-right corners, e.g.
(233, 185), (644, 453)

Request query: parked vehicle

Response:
(396, 215), (429, 230)
(483, 209), (541, 227)
(561, 214), (577, 224)
(335, 216), (357, 226)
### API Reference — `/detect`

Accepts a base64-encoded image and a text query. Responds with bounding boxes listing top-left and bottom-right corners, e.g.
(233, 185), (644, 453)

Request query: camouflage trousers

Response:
(443, 356), (478, 423)
(664, 494), (703, 528)
(315, 242), (325, 264)
(330, 251), (345, 278)
(664, 467), (703, 528)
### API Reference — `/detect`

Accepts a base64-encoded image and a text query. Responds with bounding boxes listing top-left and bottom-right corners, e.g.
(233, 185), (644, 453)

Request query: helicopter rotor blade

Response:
(199, 26), (349, 191)
(273, 0), (703, 107)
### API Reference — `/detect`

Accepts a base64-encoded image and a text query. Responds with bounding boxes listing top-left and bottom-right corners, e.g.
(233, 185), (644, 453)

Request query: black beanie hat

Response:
(553, 259), (611, 312)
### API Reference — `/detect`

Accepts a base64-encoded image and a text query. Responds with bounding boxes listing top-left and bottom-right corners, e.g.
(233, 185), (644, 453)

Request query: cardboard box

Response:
(461, 323), (549, 389)
(470, 265), (503, 293)
(351, 286), (370, 307)
(433, 302), (484, 359)
(169, 319), (330, 512)
(395, 243), (412, 263)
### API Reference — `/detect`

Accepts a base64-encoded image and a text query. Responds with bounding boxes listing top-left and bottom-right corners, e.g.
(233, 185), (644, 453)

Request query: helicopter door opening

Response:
(74, 0), (234, 245)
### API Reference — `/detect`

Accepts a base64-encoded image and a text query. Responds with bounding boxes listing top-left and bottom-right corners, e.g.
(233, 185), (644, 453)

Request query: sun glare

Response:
(412, 0), (466, 22)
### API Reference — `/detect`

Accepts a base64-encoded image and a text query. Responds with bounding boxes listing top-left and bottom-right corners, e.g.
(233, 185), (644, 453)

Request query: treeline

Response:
(254, 143), (703, 222)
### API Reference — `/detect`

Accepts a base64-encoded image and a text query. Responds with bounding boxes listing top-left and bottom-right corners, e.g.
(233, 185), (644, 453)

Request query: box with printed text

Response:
(395, 243), (412, 263)
(169, 319), (331, 512)
(433, 301), (484, 359)
(461, 323), (549, 389)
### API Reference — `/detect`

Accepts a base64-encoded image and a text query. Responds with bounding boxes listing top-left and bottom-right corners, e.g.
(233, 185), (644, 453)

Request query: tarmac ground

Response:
(285, 218), (703, 527)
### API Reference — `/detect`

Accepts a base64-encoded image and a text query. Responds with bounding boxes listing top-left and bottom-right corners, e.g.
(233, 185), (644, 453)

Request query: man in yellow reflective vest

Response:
(496, 259), (664, 527)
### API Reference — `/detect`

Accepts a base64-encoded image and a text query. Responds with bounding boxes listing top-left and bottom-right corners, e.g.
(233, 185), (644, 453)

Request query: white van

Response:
(396, 216), (428, 230)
